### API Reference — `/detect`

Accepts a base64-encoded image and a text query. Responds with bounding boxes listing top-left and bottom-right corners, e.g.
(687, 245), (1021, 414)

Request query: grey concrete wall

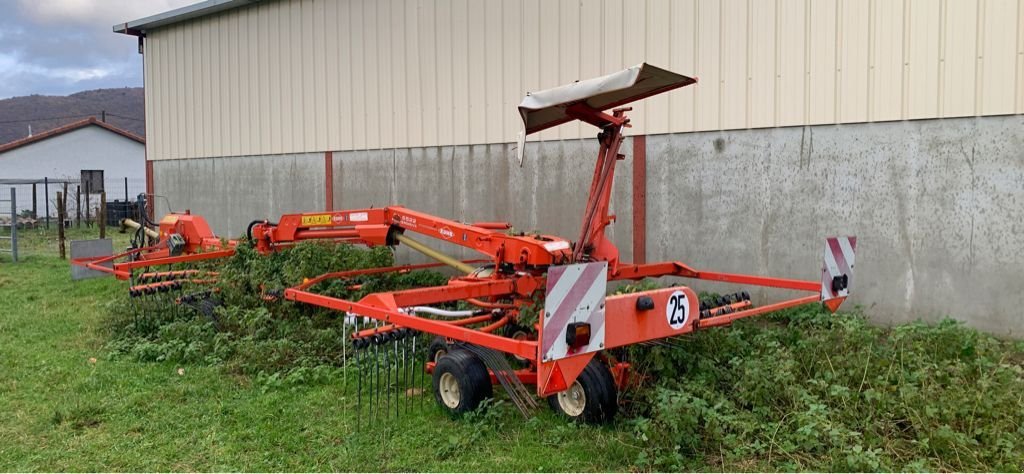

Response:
(151, 115), (1024, 335)
(647, 115), (1024, 336)
(152, 152), (325, 236)
(332, 140), (634, 265)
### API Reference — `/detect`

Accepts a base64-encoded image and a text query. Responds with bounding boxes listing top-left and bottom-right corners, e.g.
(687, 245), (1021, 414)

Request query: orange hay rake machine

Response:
(73, 64), (856, 423)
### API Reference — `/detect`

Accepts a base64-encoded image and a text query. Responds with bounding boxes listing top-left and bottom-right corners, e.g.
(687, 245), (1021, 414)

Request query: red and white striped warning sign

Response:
(541, 261), (607, 362)
(821, 236), (857, 301)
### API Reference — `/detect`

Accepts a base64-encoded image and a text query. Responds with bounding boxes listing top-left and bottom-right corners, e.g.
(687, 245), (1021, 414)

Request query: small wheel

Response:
(501, 324), (534, 368)
(547, 357), (618, 423)
(511, 329), (531, 363)
(432, 350), (493, 415)
(427, 336), (449, 362)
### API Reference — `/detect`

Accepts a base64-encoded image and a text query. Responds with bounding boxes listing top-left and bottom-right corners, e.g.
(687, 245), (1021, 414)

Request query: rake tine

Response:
(153, 285), (160, 318)
(355, 319), (362, 431)
(381, 330), (387, 422)
(164, 265), (171, 321)
(420, 333), (427, 409)
(404, 333), (410, 415)
(384, 331), (392, 421)
(403, 331), (410, 415)
(392, 332), (398, 420)
(376, 323), (383, 424)
(393, 333), (400, 420)
(143, 287), (151, 326)
(371, 321), (378, 423)
(174, 283), (183, 320)
(128, 276), (140, 325)
(342, 317), (348, 396)
(409, 332), (416, 413)
(382, 333), (388, 423)
(415, 333), (423, 411)
(153, 287), (161, 321)
(409, 334), (415, 409)
(129, 272), (137, 325)
(660, 339), (688, 349)
(472, 344), (531, 417)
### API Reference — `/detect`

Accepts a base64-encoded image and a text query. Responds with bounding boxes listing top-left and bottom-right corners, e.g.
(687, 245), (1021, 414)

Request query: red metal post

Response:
(631, 135), (646, 264)
(324, 151), (334, 211)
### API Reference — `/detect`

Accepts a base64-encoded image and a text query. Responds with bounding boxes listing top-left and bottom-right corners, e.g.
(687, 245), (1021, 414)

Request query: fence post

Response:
(44, 177), (49, 230)
(31, 183), (37, 219)
(57, 192), (65, 260)
(62, 182), (68, 226)
(10, 188), (16, 263)
(99, 191), (107, 239)
(84, 181), (91, 228)
(75, 185), (81, 228)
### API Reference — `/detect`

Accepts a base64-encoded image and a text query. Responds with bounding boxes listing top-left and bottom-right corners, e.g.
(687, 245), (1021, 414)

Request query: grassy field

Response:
(0, 228), (640, 471)
(1, 227), (1022, 471)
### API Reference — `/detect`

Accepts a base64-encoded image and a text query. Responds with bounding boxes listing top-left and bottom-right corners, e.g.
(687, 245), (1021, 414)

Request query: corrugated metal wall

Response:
(143, 0), (1024, 160)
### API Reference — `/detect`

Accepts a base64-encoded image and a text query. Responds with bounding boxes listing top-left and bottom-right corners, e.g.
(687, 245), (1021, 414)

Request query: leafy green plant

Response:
(628, 307), (1024, 471)
(96, 239), (1024, 472)
(103, 241), (447, 377)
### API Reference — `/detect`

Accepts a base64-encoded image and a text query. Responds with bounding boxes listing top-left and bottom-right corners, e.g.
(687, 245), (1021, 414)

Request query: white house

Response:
(0, 117), (146, 220)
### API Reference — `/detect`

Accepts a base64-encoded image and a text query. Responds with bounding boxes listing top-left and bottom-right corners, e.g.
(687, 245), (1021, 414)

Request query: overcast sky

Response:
(0, 0), (195, 99)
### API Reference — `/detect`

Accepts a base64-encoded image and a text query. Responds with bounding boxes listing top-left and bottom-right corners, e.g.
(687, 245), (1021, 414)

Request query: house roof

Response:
(0, 117), (145, 155)
(114, 0), (259, 36)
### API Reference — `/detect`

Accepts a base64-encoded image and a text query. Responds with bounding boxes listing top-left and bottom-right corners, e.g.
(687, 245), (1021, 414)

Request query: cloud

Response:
(16, 0), (196, 27)
(0, 0), (194, 98)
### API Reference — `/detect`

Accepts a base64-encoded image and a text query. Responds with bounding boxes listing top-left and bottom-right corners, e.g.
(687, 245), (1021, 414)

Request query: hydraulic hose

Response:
(395, 233), (476, 275)
(407, 306), (477, 318)
(120, 218), (159, 240)
(246, 219), (277, 244)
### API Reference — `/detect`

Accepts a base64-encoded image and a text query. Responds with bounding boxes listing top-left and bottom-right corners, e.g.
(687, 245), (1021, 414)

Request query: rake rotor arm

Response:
(251, 206), (574, 269)
(610, 260), (822, 293)
(284, 276), (541, 361)
(71, 212), (237, 280)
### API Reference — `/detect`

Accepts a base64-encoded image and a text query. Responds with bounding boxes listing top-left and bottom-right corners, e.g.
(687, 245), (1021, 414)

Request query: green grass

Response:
(1, 228), (1022, 471)
(0, 230), (639, 471)
(7, 223), (132, 256)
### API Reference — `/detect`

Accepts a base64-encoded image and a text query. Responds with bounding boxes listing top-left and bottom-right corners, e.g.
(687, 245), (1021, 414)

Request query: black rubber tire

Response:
(547, 357), (618, 424)
(427, 336), (449, 362)
(432, 349), (493, 416)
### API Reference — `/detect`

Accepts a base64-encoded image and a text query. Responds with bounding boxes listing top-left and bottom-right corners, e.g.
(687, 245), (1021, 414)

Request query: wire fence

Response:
(0, 188), (18, 262)
(0, 176), (143, 231)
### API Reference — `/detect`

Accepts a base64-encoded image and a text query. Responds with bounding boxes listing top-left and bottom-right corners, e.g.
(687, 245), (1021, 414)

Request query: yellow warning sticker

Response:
(301, 214), (332, 226)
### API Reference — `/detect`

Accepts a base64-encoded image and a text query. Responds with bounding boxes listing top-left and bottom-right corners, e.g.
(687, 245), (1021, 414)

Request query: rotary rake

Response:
(72, 63), (857, 424)
(68, 209), (234, 325)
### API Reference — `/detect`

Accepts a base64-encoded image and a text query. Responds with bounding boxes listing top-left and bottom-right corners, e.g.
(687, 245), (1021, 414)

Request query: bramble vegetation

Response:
(104, 241), (447, 377)
(627, 307), (1024, 471)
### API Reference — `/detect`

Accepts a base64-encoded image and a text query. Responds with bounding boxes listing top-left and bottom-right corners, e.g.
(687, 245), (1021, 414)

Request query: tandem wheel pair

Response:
(428, 337), (618, 423)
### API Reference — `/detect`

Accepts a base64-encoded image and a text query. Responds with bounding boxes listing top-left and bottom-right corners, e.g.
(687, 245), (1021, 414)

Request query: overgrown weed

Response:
(628, 305), (1024, 471)
(100, 255), (1024, 471)
(103, 241), (446, 377)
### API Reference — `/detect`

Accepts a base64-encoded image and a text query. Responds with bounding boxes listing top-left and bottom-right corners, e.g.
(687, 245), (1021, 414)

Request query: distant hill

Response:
(0, 88), (145, 145)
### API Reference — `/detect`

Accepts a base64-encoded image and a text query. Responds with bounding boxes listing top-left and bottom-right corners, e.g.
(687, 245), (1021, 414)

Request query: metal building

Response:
(116, 0), (1024, 334)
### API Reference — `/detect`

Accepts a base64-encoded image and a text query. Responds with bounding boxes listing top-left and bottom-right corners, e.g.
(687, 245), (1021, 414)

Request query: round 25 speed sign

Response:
(666, 290), (689, 330)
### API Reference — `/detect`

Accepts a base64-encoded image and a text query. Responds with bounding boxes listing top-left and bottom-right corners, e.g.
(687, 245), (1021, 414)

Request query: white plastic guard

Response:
(821, 236), (857, 301)
(541, 261), (607, 362)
